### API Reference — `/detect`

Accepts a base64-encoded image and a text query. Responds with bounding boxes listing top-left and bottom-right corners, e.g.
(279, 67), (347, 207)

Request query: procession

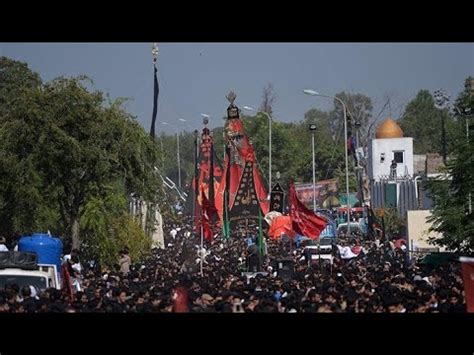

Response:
(0, 43), (473, 313)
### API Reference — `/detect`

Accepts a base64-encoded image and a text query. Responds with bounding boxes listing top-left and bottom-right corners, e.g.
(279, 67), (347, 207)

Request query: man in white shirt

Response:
(63, 248), (79, 264)
(170, 229), (178, 240)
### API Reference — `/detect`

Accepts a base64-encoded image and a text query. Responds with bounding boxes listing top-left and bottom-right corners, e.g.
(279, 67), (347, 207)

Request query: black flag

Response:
(150, 65), (159, 138)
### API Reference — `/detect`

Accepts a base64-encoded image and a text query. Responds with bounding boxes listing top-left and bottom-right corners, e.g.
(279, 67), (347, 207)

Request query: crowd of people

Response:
(0, 216), (467, 313)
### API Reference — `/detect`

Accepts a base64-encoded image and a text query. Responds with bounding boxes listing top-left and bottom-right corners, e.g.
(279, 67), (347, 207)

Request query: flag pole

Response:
(193, 129), (199, 234)
(318, 240), (322, 273)
(223, 145), (231, 240)
(200, 224), (204, 277)
(199, 186), (204, 277)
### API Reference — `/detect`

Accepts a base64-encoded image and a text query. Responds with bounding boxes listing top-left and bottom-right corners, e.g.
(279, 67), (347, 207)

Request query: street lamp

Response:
(243, 105), (273, 190)
(456, 105), (472, 214)
(433, 89), (450, 165)
(309, 123), (317, 211)
(304, 89), (351, 235)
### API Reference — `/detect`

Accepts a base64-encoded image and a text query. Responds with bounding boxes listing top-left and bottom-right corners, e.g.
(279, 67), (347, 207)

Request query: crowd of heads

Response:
(0, 215), (467, 313)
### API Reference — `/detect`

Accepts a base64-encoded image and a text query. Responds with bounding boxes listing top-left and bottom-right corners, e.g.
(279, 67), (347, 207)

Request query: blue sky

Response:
(1, 43), (472, 134)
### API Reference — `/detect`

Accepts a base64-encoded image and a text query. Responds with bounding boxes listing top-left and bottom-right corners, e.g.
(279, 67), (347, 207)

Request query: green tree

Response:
(0, 56), (41, 118)
(426, 77), (474, 253)
(328, 91), (373, 146)
(259, 82), (276, 116)
(426, 142), (474, 252)
(80, 187), (151, 269)
(398, 90), (459, 155)
(0, 58), (161, 251)
(375, 208), (405, 237)
(0, 57), (47, 236)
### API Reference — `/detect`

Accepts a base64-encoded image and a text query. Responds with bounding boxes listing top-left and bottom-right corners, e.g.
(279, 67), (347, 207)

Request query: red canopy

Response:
(268, 216), (296, 240)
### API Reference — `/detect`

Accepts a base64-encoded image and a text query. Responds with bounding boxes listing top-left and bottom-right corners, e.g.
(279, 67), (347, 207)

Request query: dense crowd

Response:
(0, 219), (467, 313)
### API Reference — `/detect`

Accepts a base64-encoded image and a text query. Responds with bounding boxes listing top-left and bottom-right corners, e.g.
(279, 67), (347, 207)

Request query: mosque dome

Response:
(375, 118), (404, 139)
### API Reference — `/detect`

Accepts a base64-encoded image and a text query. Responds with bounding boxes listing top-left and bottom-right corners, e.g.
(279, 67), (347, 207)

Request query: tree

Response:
(375, 208), (405, 237)
(291, 108), (344, 183)
(328, 91), (373, 146)
(0, 58), (161, 251)
(453, 76), (474, 142)
(0, 56), (41, 118)
(426, 141), (474, 252)
(80, 187), (151, 269)
(398, 90), (459, 155)
(426, 77), (474, 253)
(0, 58), (47, 236)
(259, 83), (276, 116)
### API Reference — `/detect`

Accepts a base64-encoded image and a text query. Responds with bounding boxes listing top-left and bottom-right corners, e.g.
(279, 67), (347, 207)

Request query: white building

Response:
(368, 118), (414, 181)
(368, 119), (420, 216)
(406, 210), (445, 252)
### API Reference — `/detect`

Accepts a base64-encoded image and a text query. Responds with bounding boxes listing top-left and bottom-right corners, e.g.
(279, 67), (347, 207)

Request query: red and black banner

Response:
(214, 95), (269, 232)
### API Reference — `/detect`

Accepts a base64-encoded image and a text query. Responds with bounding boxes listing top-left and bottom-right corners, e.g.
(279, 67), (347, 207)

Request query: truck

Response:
(0, 251), (61, 291)
(300, 237), (335, 265)
(0, 232), (65, 293)
(336, 207), (368, 236)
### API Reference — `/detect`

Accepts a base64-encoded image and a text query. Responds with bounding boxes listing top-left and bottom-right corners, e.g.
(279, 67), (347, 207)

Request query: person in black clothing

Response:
(0, 292), (9, 313)
(21, 286), (37, 313)
(0, 216), (468, 313)
(110, 288), (129, 313)
(448, 294), (465, 313)
(47, 288), (66, 313)
(390, 159), (397, 179)
(247, 244), (260, 272)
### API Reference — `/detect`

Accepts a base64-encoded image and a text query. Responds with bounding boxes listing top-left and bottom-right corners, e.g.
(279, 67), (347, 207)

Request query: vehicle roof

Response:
(0, 269), (49, 277)
(304, 245), (332, 249)
(338, 207), (364, 212)
(337, 222), (361, 227)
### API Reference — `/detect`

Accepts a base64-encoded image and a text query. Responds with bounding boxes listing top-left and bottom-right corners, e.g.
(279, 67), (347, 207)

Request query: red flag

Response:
(200, 190), (215, 242)
(460, 257), (474, 312)
(288, 181), (327, 240)
(61, 263), (74, 303)
(172, 286), (189, 313)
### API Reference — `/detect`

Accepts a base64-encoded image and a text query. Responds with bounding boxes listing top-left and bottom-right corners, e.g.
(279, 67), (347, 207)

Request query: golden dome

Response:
(375, 118), (404, 139)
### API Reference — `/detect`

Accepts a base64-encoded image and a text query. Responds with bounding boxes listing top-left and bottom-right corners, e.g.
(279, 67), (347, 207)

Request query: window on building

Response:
(393, 151), (404, 163)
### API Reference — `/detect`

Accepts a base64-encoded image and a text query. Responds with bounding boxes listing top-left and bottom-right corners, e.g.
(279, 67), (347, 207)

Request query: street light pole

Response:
(342, 100), (351, 236)
(434, 89), (450, 165)
(176, 131), (181, 188)
(162, 120), (186, 189)
(465, 108), (472, 215)
(304, 90), (351, 236)
(268, 111), (272, 190)
(469, 117), (472, 214)
(309, 124), (317, 211)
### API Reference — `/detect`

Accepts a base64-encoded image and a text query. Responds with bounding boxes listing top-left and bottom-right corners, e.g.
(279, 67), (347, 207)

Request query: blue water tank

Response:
(18, 233), (63, 275)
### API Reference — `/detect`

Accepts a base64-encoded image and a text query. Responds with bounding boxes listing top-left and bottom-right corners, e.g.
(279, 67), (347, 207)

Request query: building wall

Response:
(371, 179), (419, 217)
(368, 137), (414, 181)
(413, 154), (426, 175)
(406, 210), (445, 252)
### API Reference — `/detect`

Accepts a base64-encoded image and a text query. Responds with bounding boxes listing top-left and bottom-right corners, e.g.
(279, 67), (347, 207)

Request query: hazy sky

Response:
(1, 43), (472, 134)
